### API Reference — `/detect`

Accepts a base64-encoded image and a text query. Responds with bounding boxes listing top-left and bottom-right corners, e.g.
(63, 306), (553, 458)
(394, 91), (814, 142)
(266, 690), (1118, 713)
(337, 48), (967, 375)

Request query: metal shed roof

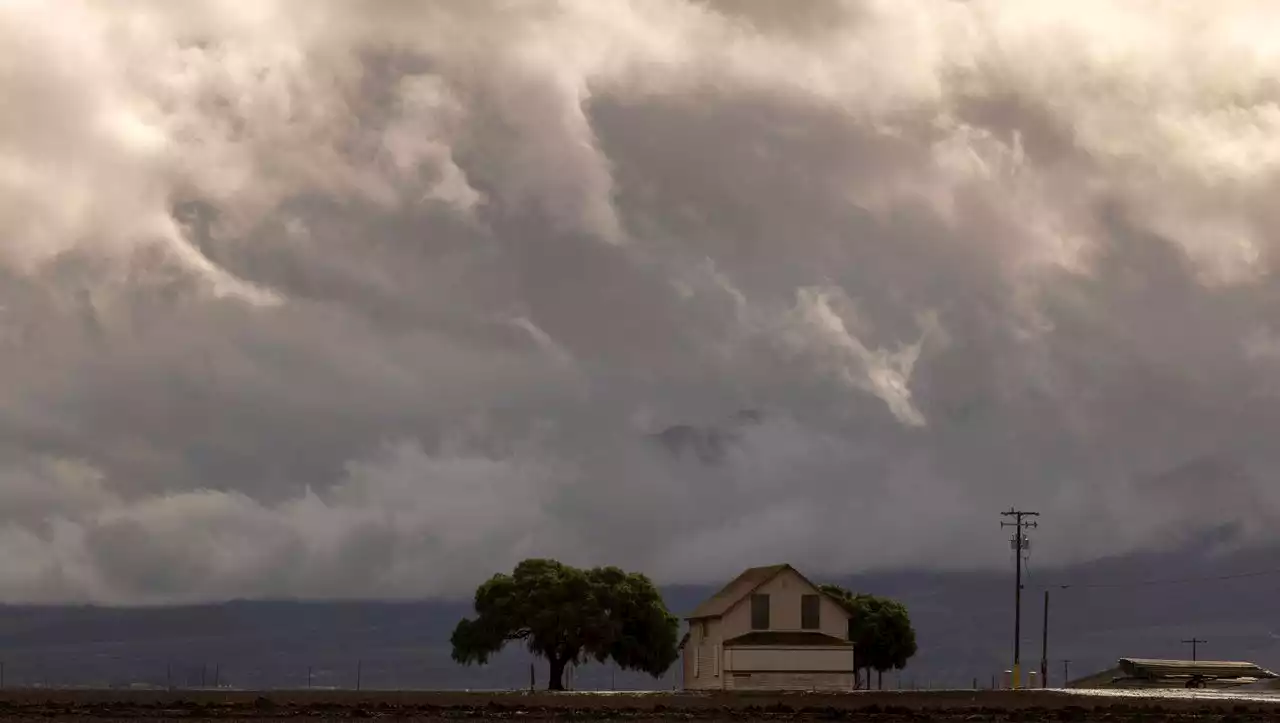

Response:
(1119, 658), (1277, 680)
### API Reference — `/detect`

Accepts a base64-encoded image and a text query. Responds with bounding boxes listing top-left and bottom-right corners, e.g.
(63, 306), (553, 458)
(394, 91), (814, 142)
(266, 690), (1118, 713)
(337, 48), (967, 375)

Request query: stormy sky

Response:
(2, 0), (1280, 604)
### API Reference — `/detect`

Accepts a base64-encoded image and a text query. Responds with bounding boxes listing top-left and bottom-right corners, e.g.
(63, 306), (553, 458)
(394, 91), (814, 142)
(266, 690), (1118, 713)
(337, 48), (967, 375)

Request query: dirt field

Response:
(0, 689), (1273, 722)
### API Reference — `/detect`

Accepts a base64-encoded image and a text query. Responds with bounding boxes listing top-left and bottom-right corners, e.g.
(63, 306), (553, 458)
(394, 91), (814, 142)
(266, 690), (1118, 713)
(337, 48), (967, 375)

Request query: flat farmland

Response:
(0, 689), (1275, 722)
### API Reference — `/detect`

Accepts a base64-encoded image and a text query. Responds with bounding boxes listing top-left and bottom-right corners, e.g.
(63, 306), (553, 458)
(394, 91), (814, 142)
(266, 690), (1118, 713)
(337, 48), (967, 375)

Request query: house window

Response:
(750, 593), (770, 630)
(801, 594), (820, 629)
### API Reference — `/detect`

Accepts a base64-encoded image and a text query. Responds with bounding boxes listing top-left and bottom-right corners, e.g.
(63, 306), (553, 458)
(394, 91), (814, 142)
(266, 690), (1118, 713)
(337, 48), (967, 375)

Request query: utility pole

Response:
(1040, 589), (1049, 688)
(1001, 508), (1039, 690)
(1062, 659), (1071, 686)
(1182, 638), (1206, 662)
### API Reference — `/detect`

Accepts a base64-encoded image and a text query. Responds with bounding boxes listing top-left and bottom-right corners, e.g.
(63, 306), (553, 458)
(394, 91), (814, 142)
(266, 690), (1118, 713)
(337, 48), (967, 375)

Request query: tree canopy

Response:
(819, 584), (917, 688)
(450, 558), (679, 690)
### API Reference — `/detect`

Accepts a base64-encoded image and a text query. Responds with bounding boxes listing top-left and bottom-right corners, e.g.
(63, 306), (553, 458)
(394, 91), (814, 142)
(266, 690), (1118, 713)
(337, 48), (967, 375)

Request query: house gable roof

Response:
(686, 563), (848, 620)
(687, 564), (789, 620)
(724, 631), (853, 647)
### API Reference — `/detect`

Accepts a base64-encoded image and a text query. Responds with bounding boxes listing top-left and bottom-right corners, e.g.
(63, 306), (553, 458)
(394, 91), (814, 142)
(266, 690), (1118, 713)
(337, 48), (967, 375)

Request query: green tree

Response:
(450, 558), (679, 690)
(819, 584), (918, 689)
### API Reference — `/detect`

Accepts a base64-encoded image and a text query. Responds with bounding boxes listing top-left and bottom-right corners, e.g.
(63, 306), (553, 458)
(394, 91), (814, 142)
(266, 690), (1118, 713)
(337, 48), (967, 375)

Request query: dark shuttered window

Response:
(801, 594), (820, 629)
(750, 594), (770, 630)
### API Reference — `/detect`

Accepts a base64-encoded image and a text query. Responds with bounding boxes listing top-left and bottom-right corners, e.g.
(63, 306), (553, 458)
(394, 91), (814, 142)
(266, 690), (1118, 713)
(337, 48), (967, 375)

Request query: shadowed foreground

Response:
(0, 690), (1275, 721)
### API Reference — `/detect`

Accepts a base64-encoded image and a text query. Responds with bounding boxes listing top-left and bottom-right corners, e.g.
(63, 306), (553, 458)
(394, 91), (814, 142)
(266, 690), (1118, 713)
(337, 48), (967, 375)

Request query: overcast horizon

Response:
(3, 0), (1280, 605)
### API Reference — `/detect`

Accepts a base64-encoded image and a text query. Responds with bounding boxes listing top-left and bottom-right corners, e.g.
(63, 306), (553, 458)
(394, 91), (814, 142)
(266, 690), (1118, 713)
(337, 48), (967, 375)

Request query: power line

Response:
(1035, 565), (1280, 591)
(1001, 508), (1038, 690)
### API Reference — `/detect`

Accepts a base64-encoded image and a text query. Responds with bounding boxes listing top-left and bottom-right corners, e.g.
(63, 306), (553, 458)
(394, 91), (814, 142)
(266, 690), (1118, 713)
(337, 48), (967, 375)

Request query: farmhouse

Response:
(680, 564), (857, 691)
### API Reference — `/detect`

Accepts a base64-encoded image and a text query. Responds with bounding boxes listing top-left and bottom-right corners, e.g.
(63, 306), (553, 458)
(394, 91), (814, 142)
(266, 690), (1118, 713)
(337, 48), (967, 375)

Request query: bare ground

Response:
(0, 689), (1273, 722)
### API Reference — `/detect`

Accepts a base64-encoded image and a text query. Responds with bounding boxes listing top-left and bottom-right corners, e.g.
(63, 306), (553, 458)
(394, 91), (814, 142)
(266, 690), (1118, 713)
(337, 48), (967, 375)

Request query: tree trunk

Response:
(547, 657), (567, 691)
(877, 670), (883, 690)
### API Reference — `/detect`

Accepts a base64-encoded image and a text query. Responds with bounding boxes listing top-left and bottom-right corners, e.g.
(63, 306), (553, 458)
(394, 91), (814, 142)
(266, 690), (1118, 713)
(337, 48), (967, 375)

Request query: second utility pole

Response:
(1001, 508), (1039, 690)
(1182, 637), (1206, 662)
(1040, 589), (1049, 688)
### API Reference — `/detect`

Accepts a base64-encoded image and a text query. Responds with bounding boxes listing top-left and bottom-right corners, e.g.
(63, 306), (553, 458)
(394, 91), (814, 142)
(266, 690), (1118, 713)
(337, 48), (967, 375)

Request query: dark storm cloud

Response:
(0, 0), (1279, 603)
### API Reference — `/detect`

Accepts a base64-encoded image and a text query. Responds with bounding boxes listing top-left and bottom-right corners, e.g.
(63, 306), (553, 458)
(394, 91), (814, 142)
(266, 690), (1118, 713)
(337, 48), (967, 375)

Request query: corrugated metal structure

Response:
(1068, 658), (1278, 689)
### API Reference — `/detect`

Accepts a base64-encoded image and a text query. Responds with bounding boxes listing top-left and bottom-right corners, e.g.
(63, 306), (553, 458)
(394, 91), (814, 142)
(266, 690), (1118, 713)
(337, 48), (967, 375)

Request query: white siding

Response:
(684, 618), (726, 690)
(725, 646), (856, 673)
(725, 671), (855, 692)
(720, 568), (851, 641)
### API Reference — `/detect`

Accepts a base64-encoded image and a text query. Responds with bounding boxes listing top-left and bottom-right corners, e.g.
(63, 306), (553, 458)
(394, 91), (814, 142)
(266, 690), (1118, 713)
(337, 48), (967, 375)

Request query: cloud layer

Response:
(2, 0), (1280, 603)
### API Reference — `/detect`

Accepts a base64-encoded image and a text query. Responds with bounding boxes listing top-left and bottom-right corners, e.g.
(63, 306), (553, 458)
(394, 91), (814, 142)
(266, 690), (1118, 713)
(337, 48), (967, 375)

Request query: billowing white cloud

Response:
(1, 0), (1279, 603)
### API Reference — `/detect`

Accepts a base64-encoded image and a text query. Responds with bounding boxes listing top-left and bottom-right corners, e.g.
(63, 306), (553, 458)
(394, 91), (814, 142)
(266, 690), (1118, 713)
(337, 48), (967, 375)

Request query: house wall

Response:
(720, 568), (850, 640)
(683, 617), (725, 690)
(725, 671), (855, 692)
(725, 646), (857, 673)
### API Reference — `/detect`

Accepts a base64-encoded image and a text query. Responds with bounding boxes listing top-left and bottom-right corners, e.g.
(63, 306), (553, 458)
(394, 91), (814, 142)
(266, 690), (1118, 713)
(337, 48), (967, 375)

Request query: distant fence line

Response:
(0, 658), (692, 692)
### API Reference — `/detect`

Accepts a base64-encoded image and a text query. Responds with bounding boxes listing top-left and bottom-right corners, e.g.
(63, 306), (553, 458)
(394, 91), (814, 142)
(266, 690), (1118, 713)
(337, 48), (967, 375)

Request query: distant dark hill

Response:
(0, 541), (1277, 690)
